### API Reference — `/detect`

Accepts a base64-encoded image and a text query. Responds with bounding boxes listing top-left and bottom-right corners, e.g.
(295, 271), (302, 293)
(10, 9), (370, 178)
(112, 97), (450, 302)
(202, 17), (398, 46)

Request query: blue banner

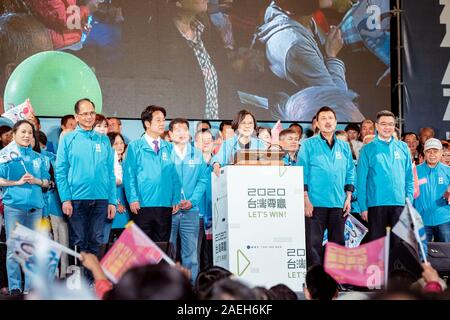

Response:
(403, 0), (450, 139)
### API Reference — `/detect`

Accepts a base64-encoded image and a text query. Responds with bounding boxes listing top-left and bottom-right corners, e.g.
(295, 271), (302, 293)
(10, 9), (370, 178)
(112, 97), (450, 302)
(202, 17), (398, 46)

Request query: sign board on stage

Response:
(212, 165), (306, 291)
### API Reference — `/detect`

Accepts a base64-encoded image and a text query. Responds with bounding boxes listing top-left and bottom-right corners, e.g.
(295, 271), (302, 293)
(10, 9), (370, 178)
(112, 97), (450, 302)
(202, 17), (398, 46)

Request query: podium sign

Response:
(212, 166), (306, 291)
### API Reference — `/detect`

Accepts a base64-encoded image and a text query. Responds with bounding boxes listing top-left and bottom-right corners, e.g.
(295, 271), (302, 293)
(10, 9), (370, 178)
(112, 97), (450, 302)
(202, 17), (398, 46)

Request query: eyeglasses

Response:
(77, 111), (96, 118)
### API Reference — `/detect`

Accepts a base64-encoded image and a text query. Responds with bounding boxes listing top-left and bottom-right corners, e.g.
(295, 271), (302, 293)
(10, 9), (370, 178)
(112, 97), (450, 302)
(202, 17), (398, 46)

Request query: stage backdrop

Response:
(402, 0), (450, 139)
(2, 0), (391, 122)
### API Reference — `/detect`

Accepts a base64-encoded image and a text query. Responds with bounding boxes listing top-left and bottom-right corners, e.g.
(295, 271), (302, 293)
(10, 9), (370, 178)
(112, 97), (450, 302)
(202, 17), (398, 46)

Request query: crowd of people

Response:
(0, 100), (448, 300)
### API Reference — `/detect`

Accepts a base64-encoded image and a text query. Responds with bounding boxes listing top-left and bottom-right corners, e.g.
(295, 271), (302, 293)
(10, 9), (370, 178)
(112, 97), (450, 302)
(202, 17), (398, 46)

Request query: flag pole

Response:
(406, 199), (428, 263)
(384, 227), (390, 290)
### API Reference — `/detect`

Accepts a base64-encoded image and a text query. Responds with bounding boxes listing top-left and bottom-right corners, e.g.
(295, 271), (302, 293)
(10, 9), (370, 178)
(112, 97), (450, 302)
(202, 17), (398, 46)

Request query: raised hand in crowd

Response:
(80, 252), (107, 282)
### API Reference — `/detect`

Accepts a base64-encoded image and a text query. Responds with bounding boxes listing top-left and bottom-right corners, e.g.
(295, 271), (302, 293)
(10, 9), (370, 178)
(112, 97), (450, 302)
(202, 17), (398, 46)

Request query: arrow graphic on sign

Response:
(237, 249), (250, 276)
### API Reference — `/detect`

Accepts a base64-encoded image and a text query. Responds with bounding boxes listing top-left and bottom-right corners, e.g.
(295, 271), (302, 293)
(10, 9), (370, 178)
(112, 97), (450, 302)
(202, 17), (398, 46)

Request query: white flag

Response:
(392, 199), (428, 262)
(2, 98), (35, 124)
(0, 141), (22, 164)
(344, 213), (368, 248)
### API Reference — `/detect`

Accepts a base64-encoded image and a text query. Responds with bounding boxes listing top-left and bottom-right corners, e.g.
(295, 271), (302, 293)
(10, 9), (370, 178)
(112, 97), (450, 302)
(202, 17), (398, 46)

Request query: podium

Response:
(211, 165), (306, 291)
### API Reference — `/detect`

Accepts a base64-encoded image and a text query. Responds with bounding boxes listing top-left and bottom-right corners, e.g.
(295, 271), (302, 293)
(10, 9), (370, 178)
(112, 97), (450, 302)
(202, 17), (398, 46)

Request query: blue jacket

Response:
(123, 136), (181, 207)
(212, 135), (266, 167)
(55, 127), (116, 205)
(199, 161), (213, 230)
(298, 134), (355, 208)
(40, 150), (55, 218)
(171, 144), (208, 212)
(0, 146), (50, 211)
(357, 136), (414, 211)
(414, 162), (450, 227)
(282, 152), (298, 166)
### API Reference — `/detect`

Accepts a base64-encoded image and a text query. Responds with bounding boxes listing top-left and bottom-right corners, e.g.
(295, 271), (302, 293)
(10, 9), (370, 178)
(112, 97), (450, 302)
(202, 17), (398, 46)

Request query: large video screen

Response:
(1, 0), (391, 122)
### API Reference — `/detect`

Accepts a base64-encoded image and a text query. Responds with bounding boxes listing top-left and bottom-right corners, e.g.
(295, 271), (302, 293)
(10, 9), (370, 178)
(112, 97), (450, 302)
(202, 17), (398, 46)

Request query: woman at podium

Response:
(212, 110), (266, 175)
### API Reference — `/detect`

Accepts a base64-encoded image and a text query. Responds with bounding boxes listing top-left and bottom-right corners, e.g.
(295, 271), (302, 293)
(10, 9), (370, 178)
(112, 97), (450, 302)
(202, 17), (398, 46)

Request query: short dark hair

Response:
(305, 265), (338, 300)
(197, 120), (211, 129)
(104, 263), (196, 300)
(169, 118), (189, 132)
(38, 130), (47, 146)
(344, 123), (360, 133)
(204, 278), (257, 300)
(219, 120), (232, 132)
(269, 284), (298, 300)
(74, 98), (95, 114)
(0, 125), (12, 136)
(194, 128), (212, 141)
(257, 126), (271, 136)
(316, 106), (336, 120)
(107, 117), (122, 125)
(289, 122), (303, 132)
(279, 128), (297, 139)
(141, 105), (166, 130)
(60, 114), (75, 127)
(194, 266), (232, 299)
(376, 110), (396, 122)
(231, 109), (257, 131)
(402, 132), (419, 141)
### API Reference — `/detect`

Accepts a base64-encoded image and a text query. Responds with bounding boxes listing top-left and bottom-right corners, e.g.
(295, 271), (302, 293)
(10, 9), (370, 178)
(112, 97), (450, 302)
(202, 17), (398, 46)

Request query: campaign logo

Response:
(162, 152), (168, 161)
(438, 177), (444, 184)
(336, 151), (342, 160)
(32, 159), (40, 169)
(95, 144), (101, 153)
(188, 159), (195, 167)
(394, 151), (400, 160)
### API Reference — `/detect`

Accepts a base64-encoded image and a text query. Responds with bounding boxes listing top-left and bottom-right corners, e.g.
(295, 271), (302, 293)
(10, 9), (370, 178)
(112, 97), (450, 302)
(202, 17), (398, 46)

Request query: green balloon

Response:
(3, 51), (102, 116)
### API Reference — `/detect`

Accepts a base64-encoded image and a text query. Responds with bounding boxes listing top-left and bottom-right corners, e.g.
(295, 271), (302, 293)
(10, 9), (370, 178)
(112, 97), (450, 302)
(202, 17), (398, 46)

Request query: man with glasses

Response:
(55, 98), (116, 281)
(357, 110), (414, 242)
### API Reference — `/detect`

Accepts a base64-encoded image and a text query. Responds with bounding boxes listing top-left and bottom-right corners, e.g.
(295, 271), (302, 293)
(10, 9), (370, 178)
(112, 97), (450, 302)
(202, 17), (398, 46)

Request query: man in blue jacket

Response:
(299, 106), (355, 267)
(55, 99), (116, 261)
(123, 106), (181, 242)
(279, 128), (300, 166)
(415, 138), (450, 242)
(169, 119), (208, 282)
(357, 110), (414, 242)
